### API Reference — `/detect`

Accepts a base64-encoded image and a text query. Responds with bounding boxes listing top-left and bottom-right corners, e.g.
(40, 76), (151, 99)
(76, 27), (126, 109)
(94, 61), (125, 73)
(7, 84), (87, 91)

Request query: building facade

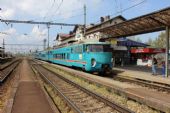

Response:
(55, 15), (126, 46)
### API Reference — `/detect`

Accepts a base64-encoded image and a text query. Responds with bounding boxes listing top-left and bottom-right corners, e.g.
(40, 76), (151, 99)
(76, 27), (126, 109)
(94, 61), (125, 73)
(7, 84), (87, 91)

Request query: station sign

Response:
(110, 39), (117, 45)
(131, 48), (165, 53)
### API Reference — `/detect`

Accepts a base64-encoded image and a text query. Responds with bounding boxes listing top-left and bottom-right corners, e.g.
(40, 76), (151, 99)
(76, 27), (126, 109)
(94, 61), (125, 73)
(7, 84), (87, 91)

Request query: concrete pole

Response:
(165, 26), (169, 77)
(47, 24), (50, 49)
(2, 38), (5, 58)
(84, 4), (86, 38)
(47, 24), (50, 61)
(43, 39), (47, 50)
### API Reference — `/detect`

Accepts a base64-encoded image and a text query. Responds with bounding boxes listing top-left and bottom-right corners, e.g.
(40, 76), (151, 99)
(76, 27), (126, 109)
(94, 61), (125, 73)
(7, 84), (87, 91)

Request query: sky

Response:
(0, 0), (170, 53)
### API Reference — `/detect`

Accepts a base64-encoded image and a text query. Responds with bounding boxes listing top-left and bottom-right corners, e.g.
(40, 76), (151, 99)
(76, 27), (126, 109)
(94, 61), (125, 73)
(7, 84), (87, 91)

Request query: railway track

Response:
(32, 63), (134, 113)
(0, 59), (21, 83)
(113, 75), (170, 93)
(0, 59), (21, 111)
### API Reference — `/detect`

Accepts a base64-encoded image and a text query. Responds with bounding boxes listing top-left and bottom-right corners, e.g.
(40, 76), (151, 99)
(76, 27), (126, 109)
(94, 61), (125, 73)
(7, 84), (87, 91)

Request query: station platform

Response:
(43, 62), (170, 112)
(11, 59), (55, 113)
(113, 65), (170, 85)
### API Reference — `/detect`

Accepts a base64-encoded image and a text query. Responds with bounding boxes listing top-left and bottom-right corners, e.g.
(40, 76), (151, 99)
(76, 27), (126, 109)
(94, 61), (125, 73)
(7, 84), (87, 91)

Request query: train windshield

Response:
(86, 44), (112, 52)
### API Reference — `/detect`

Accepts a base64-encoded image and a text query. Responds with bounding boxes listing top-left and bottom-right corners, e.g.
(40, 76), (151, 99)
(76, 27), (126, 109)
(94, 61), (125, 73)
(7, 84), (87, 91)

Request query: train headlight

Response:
(91, 58), (96, 67)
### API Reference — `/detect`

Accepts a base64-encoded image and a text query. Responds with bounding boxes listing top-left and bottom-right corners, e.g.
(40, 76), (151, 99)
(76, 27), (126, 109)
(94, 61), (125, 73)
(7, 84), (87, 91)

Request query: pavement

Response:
(11, 59), (55, 113)
(113, 65), (170, 85)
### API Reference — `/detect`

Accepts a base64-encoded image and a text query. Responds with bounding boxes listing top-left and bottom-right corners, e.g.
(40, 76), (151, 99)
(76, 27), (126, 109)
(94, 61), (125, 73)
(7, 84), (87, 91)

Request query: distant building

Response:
(56, 33), (73, 46)
(85, 15), (126, 42)
(0, 47), (4, 57)
(55, 15), (126, 46)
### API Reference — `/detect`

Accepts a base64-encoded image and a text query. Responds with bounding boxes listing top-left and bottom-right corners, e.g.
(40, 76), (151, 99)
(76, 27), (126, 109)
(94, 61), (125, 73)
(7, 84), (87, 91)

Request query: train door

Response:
(67, 53), (70, 59)
(83, 44), (87, 61)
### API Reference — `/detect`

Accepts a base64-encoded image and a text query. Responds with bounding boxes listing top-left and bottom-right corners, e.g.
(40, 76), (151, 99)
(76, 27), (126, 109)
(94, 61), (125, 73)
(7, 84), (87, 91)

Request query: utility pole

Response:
(2, 38), (5, 58)
(47, 24), (50, 61)
(166, 26), (169, 77)
(84, 4), (86, 37)
(43, 39), (47, 50)
(47, 24), (50, 49)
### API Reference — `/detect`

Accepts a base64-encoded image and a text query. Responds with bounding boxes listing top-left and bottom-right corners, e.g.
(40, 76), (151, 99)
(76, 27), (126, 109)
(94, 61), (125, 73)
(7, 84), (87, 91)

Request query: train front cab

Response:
(83, 43), (113, 74)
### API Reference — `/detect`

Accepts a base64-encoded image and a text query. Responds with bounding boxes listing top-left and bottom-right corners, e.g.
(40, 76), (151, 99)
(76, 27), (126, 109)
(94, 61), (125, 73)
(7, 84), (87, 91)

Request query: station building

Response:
(55, 15), (127, 45)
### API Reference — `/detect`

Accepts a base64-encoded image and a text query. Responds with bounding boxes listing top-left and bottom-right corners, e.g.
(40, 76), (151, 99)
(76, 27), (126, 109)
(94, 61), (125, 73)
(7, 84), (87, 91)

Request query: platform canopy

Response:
(87, 7), (170, 38)
(117, 39), (149, 47)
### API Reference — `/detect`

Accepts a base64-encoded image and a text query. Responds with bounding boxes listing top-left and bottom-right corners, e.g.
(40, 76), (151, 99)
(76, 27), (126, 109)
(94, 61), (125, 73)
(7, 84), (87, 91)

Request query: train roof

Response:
(35, 41), (111, 53)
(82, 42), (110, 45)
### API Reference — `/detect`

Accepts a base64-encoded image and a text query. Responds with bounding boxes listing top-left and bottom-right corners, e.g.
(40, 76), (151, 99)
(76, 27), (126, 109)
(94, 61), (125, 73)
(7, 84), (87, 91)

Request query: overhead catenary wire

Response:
(52, 13), (84, 22)
(43, 0), (56, 20)
(0, 19), (80, 26)
(48, 0), (63, 21)
(110, 0), (147, 17)
(94, 0), (147, 24)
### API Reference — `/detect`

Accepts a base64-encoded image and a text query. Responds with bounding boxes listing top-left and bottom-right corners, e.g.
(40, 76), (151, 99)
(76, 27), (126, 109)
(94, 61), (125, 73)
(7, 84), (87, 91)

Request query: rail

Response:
(32, 62), (134, 113)
(113, 76), (170, 93)
(0, 59), (21, 83)
(0, 58), (19, 70)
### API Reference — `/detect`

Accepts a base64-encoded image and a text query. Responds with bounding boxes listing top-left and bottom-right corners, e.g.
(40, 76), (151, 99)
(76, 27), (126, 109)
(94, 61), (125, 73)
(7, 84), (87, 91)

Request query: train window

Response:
(42, 54), (45, 57)
(73, 46), (82, 53)
(62, 53), (65, 59)
(67, 53), (70, 59)
(71, 48), (73, 53)
(86, 44), (112, 52)
(49, 51), (52, 54)
(54, 54), (63, 59)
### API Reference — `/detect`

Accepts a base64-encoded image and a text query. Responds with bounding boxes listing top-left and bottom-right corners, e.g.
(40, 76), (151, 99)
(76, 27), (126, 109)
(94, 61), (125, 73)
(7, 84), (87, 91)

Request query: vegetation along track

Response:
(32, 63), (134, 113)
(113, 75), (170, 93)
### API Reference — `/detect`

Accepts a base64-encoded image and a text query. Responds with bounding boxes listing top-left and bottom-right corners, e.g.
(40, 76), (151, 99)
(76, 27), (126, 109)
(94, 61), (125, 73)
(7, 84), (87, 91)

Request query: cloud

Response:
(0, 26), (47, 53)
(0, 8), (15, 19)
(0, 28), (16, 39)
(14, 26), (47, 44)
(0, 0), (103, 20)
(0, 0), (103, 53)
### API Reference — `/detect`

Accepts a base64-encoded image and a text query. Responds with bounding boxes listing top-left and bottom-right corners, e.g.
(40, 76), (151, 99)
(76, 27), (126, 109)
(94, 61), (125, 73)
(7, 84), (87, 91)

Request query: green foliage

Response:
(147, 32), (167, 48)
(147, 38), (153, 47)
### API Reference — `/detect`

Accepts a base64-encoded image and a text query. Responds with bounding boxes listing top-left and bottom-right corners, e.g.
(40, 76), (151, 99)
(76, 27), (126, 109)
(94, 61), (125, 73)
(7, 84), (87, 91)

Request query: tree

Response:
(146, 31), (167, 48)
(154, 32), (166, 48)
(147, 38), (154, 47)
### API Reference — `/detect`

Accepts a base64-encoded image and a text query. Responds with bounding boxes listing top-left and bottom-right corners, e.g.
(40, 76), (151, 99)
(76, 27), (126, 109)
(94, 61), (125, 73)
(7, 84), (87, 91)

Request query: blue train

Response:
(34, 42), (113, 74)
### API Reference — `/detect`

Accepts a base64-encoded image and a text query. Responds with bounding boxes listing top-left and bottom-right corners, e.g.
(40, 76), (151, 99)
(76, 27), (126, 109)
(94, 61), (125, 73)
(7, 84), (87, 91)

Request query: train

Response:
(34, 42), (113, 74)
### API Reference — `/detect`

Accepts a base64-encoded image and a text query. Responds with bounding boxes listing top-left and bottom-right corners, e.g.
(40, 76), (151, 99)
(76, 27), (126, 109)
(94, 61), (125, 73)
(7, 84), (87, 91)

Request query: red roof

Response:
(56, 33), (74, 41)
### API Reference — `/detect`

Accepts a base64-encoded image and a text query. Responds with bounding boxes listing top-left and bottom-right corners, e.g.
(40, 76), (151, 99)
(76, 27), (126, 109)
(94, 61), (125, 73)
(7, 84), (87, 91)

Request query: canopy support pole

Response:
(165, 26), (169, 77)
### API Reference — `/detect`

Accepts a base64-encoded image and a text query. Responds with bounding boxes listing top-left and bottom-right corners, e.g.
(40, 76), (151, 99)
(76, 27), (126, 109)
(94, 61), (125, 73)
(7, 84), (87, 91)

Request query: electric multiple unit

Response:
(34, 42), (113, 74)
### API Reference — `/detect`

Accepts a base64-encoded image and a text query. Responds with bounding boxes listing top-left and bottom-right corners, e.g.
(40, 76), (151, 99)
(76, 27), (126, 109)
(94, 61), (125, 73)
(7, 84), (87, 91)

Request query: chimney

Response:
(90, 23), (95, 26)
(100, 17), (104, 23)
(106, 15), (110, 20)
(104, 15), (110, 21)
